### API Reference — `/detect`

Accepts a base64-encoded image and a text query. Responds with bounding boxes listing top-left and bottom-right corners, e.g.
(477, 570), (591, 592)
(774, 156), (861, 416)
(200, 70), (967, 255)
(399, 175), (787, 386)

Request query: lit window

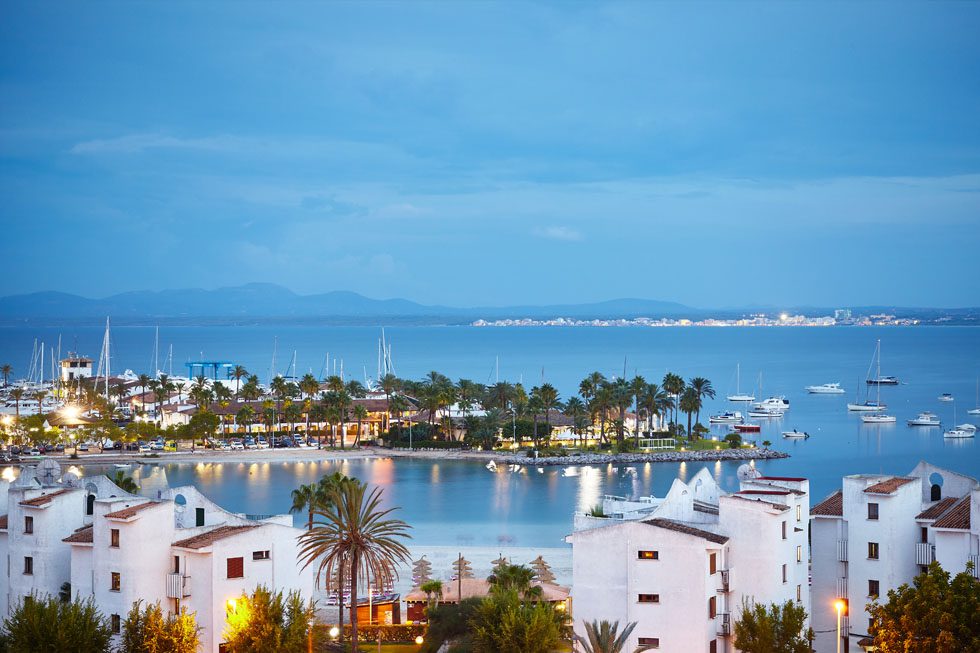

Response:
(637, 594), (660, 603)
(797, 545), (802, 563)
(868, 542), (879, 560)
(796, 504), (801, 522)
(637, 550), (659, 560)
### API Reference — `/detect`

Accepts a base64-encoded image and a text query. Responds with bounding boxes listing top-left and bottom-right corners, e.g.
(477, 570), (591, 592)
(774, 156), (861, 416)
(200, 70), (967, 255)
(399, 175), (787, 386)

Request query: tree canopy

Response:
(733, 599), (812, 653)
(1, 594), (112, 653)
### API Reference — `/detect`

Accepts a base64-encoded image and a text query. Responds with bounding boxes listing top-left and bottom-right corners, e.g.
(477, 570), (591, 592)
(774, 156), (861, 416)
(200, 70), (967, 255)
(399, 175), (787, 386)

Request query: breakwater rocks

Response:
(388, 447), (789, 466)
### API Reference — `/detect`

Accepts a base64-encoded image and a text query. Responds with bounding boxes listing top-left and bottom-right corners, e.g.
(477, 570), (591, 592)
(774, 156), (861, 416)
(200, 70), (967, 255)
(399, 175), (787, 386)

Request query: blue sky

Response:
(1, 1), (978, 308)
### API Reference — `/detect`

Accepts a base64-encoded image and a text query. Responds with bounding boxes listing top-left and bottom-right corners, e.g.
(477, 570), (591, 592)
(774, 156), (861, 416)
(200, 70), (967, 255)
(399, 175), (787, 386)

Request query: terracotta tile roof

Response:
(916, 497), (958, 520)
(643, 518), (729, 545)
(932, 496), (971, 530)
(63, 525), (94, 544)
(757, 476), (807, 482)
(812, 490), (843, 516)
(864, 477), (916, 495)
(105, 501), (161, 520)
(172, 524), (259, 549)
(0, 514), (7, 529)
(19, 488), (77, 507)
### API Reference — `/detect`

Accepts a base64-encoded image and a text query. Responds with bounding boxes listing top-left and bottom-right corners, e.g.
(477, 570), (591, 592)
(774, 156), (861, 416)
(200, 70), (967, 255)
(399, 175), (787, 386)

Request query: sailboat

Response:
(861, 340), (896, 423)
(866, 340), (899, 384)
(727, 363), (755, 402)
(849, 341), (887, 411)
(944, 401), (976, 439)
(968, 378), (980, 416)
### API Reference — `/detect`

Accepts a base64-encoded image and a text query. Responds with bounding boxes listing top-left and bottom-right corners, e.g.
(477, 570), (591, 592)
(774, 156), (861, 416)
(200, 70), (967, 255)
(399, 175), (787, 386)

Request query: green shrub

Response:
(1, 593), (112, 653)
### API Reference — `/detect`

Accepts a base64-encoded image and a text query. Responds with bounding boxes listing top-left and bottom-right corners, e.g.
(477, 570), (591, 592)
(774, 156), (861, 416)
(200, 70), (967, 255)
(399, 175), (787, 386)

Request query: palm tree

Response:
(378, 374), (400, 432)
(420, 579), (443, 611)
(289, 482), (324, 531)
(1, 363), (11, 387)
(575, 619), (653, 653)
(353, 405), (368, 447)
(563, 396), (587, 447)
(630, 375), (647, 444)
(10, 387), (24, 425)
(640, 383), (669, 434)
(136, 374), (151, 414)
(231, 365), (248, 399)
(106, 470), (139, 494)
(236, 405), (255, 435)
(297, 481), (412, 650)
(487, 563), (541, 599)
(661, 373), (685, 429)
(679, 387), (700, 439)
(609, 378), (632, 446)
(536, 383), (560, 441)
(299, 373), (320, 436)
(32, 389), (47, 416)
(688, 377), (716, 429)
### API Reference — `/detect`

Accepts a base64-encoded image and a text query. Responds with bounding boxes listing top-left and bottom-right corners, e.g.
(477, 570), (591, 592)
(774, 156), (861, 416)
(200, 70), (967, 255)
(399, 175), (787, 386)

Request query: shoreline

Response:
(26, 444), (788, 467)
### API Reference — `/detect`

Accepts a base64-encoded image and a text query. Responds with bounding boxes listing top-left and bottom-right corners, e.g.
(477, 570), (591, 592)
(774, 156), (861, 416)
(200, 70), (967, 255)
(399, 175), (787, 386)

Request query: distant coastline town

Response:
(473, 309), (923, 328)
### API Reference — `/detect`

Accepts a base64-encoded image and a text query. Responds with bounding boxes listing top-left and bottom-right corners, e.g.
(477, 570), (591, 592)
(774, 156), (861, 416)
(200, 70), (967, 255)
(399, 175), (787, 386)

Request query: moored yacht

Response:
(734, 422), (761, 433)
(867, 376), (900, 385)
(938, 393), (954, 402)
(805, 382), (846, 394)
(955, 423), (976, 433)
(753, 396), (790, 412)
(943, 427), (975, 439)
(847, 400), (886, 412)
(726, 363), (755, 402)
(748, 406), (784, 418)
(781, 429), (809, 439)
(709, 411), (743, 424)
(861, 413), (897, 424)
(907, 412), (940, 426)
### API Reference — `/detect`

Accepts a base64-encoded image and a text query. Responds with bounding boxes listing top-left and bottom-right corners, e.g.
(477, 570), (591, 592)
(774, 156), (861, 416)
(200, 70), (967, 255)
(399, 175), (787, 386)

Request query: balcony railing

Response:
(915, 542), (935, 566)
(717, 569), (731, 593)
(716, 613), (731, 636)
(166, 573), (191, 599)
(969, 555), (979, 578)
(836, 577), (848, 599)
(837, 539), (848, 562)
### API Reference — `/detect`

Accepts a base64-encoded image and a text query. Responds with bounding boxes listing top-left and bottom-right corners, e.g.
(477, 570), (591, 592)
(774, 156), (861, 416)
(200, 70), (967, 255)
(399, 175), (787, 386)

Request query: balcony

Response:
(837, 539), (848, 562)
(836, 577), (848, 599)
(969, 555), (979, 578)
(716, 613), (731, 637)
(915, 542), (935, 566)
(717, 569), (732, 593)
(166, 573), (191, 599)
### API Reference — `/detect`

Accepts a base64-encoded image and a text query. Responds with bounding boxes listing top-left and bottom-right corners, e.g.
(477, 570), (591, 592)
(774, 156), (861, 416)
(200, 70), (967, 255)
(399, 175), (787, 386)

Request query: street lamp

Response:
(834, 599), (846, 653)
(415, 635), (424, 646)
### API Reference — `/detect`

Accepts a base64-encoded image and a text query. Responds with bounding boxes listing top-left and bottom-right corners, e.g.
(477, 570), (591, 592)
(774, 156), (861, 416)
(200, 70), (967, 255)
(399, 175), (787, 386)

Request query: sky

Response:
(1, 1), (979, 309)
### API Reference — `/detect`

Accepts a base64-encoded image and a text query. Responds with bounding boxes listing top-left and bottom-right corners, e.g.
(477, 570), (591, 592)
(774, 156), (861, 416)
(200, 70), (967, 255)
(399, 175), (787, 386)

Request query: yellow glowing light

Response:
(329, 626), (340, 638)
(415, 636), (424, 645)
(226, 598), (237, 612)
(2, 467), (16, 482)
(780, 313), (789, 321)
(555, 602), (566, 612)
(834, 600), (845, 613)
(1, 415), (13, 426)
(61, 405), (81, 419)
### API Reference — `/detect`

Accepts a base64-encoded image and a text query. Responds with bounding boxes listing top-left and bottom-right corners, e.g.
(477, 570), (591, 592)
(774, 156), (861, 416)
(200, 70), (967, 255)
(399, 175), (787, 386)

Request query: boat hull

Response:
(861, 415), (897, 424)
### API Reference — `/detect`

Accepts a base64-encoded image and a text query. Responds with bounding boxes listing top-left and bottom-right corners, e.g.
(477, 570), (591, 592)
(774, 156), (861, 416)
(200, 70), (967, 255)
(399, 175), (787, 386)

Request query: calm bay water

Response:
(4, 325), (979, 547)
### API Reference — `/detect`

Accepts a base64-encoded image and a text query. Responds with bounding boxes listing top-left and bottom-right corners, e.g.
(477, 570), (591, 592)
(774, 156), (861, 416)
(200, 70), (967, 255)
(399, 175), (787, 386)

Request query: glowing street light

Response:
(328, 626), (340, 639)
(834, 599), (846, 653)
(415, 635), (424, 646)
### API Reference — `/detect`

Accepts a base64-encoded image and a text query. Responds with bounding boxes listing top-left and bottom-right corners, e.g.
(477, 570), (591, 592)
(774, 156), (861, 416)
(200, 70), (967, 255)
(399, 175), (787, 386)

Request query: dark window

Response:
(637, 637), (659, 647)
(708, 595), (717, 619)
(709, 552), (717, 575)
(110, 529), (119, 548)
(797, 584), (802, 602)
(782, 564), (787, 583)
(867, 503), (879, 520)
(638, 550), (659, 560)
(920, 527), (928, 544)
(868, 579), (879, 598)
(195, 507), (205, 527)
(174, 556), (180, 573)
(782, 521), (787, 539)
(930, 484), (941, 501)
(87, 494), (96, 516)
(227, 557), (244, 579)
(23, 557), (33, 575)
(868, 542), (879, 560)
(110, 572), (120, 591)
(709, 640), (717, 653)
(111, 614), (120, 634)
(24, 516), (33, 534)
(637, 594), (660, 603)
(252, 550), (270, 561)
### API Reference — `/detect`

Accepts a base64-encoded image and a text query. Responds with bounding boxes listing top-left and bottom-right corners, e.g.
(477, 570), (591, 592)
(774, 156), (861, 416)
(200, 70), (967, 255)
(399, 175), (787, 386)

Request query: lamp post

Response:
(835, 599), (845, 653)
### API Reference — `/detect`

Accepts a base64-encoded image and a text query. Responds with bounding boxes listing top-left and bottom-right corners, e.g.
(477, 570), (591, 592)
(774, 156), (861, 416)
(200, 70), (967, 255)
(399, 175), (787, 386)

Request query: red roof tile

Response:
(812, 490), (843, 516)
(643, 518), (730, 544)
(19, 488), (77, 507)
(864, 477), (916, 495)
(932, 496), (971, 530)
(172, 524), (259, 549)
(63, 525), (94, 544)
(105, 502), (161, 520)
(916, 497), (958, 520)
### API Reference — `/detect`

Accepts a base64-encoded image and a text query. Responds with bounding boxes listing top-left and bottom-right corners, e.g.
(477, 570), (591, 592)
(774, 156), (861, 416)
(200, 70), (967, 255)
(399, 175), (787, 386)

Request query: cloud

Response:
(534, 225), (583, 241)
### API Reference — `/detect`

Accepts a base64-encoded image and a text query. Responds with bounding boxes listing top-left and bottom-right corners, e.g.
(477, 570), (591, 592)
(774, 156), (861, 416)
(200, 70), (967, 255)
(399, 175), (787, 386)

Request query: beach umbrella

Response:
(530, 555), (556, 584)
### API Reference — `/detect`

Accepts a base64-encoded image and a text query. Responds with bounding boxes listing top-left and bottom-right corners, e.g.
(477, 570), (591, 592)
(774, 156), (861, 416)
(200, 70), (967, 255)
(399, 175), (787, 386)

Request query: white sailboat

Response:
(861, 340), (895, 423)
(849, 340), (888, 411)
(727, 364), (755, 402)
(968, 378), (980, 415)
(944, 402), (975, 439)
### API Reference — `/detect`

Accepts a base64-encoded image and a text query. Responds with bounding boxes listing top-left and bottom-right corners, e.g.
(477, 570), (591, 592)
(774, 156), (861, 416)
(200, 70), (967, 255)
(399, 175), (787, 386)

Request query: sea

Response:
(2, 325), (979, 548)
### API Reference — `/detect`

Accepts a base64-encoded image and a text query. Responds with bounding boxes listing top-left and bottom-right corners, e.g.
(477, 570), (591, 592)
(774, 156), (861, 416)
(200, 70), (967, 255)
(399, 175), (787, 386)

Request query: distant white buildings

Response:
(567, 465), (810, 652)
(810, 461), (979, 653)
(0, 459), (315, 653)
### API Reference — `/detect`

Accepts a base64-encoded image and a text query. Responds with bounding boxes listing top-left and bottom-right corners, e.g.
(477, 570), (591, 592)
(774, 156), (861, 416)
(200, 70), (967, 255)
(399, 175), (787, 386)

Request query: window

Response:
(23, 557), (33, 575)
(637, 637), (659, 647)
(111, 614), (120, 634)
(921, 527), (928, 544)
(173, 556), (180, 573)
(797, 545), (803, 563)
(796, 504), (802, 522)
(24, 516), (33, 534)
(782, 564), (788, 583)
(868, 503), (879, 520)
(110, 529), (119, 548)
(868, 542), (879, 560)
(252, 550), (270, 561)
(709, 641), (717, 653)
(796, 584), (802, 602)
(227, 557), (244, 579)
(195, 507), (205, 527)
(782, 521), (787, 540)
(110, 572), (121, 591)
(868, 579), (879, 598)
(638, 550), (659, 560)
(708, 595), (717, 619)
(637, 594), (660, 603)
(87, 494), (96, 516)
(709, 552), (717, 575)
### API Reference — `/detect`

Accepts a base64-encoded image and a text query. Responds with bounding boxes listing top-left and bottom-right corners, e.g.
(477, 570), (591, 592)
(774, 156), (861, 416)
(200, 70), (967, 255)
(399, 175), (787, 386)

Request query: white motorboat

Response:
(954, 422), (976, 433)
(861, 414), (897, 424)
(806, 383), (846, 394)
(944, 428), (975, 439)
(726, 364), (755, 402)
(848, 400), (886, 412)
(907, 412), (941, 426)
(754, 396), (790, 412)
(709, 411), (744, 424)
(938, 393), (954, 402)
(748, 406), (784, 418)
(781, 429), (810, 439)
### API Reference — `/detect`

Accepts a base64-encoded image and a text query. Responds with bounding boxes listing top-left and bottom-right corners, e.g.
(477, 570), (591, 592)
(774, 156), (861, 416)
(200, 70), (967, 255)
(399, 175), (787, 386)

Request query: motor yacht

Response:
(943, 427), (975, 439)
(805, 383), (846, 394)
(748, 406), (784, 418)
(955, 423), (977, 433)
(867, 376), (900, 385)
(733, 423), (761, 433)
(847, 400), (886, 412)
(753, 396), (790, 412)
(938, 393), (954, 402)
(861, 413), (897, 424)
(907, 412), (941, 426)
(709, 411), (744, 424)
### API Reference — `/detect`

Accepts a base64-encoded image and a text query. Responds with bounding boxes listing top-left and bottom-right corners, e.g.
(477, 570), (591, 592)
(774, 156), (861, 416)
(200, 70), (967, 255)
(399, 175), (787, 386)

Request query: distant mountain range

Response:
(1, 284), (975, 326)
(0, 283), (695, 325)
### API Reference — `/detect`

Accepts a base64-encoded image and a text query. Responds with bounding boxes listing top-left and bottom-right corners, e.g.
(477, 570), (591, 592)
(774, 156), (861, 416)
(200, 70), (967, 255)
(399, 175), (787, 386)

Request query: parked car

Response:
(229, 439), (244, 451)
(138, 444), (152, 453)
(28, 447), (41, 456)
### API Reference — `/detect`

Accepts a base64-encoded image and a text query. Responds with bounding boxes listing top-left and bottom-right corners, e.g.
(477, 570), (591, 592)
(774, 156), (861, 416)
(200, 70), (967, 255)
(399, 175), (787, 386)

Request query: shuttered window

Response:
(227, 557), (244, 579)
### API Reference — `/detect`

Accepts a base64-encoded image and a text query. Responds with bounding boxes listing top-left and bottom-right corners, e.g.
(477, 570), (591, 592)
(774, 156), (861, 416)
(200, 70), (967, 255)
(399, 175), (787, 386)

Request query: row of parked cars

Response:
(206, 435), (316, 450)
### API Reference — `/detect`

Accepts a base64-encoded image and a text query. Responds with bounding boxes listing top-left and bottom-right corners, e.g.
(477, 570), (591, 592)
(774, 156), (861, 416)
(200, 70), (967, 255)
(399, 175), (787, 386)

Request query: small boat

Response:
(748, 407), (784, 419)
(486, 460), (497, 472)
(969, 379), (980, 415)
(848, 400), (887, 412)
(907, 412), (941, 426)
(781, 429), (809, 439)
(861, 414), (897, 424)
(754, 396), (790, 411)
(806, 383), (846, 394)
(956, 423), (976, 433)
(944, 428), (975, 439)
(867, 376), (900, 385)
(734, 423), (761, 433)
(709, 411), (744, 424)
(727, 363), (755, 402)
(938, 393), (954, 402)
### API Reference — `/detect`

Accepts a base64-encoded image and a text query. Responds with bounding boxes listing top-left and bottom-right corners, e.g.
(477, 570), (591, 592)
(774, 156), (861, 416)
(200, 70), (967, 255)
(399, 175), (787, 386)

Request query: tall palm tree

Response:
(1, 363), (11, 387)
(536, 383), (560, 440)
(299, 373), (320, 436)
(297, 481), (412, 650)
(10, 387), (24, 425)
(379, 374), (400, 432)
(661, 373), (686, 429)
(609, 378), (632, 446)
(688, 377), (716, 429)
(679, 387), (700, 439)
(290, 482), (324, 531)
(231, 365), (248, 399)
(575, 619), (653, 653)
(629, 375), (647, 444)
(32, 389), (47, 416)
(353, 405), (368, 447)
(136, 373), (151, 414)
(640, 383), (669, 434)
(563, 396), (587, 447)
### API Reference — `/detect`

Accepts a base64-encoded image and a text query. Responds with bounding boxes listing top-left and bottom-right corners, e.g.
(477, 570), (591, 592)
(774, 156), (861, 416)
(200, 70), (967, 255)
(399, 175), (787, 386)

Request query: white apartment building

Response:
(567, 465), (810, 652)
(810, 461), (979, 653)
(0, 459), (315, 653)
